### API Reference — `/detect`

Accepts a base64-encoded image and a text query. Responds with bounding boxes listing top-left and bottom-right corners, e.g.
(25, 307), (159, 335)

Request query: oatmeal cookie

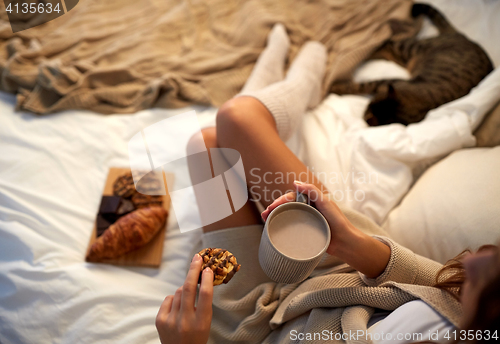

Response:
(197, 248), (241, 286)
(135, 171), (163, 194)
(131, 193), (163, 209)
(113, 172), (136, 198)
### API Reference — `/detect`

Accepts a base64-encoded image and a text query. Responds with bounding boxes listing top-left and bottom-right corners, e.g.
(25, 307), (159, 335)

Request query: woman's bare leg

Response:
(187, 38), (328, 233)
(187, 127), (262, 233)
(217, 41), (327, 205)
(216, 96), (327, 208)
(188, 97), (328, 233)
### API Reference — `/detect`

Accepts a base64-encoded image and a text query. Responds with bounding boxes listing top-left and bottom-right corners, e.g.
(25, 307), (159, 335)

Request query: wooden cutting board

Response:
(85, 167), (174, 268)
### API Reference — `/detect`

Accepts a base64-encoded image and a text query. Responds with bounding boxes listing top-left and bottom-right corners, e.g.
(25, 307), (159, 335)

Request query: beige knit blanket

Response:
(199, 203), (462, 343)
(0, 0), (419, 115)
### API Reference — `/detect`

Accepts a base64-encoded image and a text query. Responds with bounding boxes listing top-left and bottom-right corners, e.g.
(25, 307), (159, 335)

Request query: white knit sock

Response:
(239, 24), (290, 93)
(240, 41), (327, 140)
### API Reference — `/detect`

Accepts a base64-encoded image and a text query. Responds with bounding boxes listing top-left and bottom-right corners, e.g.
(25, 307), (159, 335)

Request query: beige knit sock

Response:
(240, 41), (327, 140)
(239, 24), (290, 93)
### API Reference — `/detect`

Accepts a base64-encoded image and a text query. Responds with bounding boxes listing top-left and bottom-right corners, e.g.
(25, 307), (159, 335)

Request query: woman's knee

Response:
(216, 97), (266, 142)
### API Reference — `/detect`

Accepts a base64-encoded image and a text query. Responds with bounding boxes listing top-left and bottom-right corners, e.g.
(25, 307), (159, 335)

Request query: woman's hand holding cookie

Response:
(156, 254), (213, 344)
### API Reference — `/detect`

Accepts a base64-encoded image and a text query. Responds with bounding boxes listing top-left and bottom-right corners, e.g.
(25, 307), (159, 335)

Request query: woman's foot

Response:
(286, 41), (327, 109)
(238, 41), (327, 140)
(239, 23), (290, 93)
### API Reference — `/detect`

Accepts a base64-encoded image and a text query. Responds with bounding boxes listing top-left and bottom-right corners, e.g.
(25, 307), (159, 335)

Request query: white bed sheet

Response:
(0, 96), (219, 343)
(1, 1), (500, 343)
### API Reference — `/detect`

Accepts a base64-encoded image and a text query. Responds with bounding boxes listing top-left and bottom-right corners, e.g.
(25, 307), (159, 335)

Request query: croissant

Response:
(87, 206), (168, 261)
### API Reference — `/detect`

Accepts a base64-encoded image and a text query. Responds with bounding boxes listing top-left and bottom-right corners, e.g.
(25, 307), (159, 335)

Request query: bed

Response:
(1, 1), (499, 343)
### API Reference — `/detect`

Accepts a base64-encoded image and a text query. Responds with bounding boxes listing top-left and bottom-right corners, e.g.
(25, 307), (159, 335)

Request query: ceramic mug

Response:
(258, 192), (331, 284)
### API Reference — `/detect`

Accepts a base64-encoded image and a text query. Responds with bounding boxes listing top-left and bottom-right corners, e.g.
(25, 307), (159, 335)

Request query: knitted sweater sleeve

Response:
(360, 236), (443, 287)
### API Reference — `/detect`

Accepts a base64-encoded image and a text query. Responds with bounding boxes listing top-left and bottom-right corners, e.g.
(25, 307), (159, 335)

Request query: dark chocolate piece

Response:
(96, 196), (137, 238)
(96, 228), (107, 238)
(101, 212), (120, 223)
(99, 196), (121, 214)
(117, 198), (135, 215)
(96, 214), (113, 237)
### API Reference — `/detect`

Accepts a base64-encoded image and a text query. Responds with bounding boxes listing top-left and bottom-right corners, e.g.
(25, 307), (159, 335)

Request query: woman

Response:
(156, 25), (500, 343)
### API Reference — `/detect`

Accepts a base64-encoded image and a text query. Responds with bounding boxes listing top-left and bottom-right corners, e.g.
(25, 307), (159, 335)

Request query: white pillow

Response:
(383, 147), (500, 264)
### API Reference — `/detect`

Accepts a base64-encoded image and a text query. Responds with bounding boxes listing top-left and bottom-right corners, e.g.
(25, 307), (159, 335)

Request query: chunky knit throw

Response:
(198, 203), (462, 344)
(0, 0), (419, 114)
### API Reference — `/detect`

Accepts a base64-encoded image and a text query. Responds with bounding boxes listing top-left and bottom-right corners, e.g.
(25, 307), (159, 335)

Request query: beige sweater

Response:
(199, 204), (462, 344)
(0, 0), (419, 114)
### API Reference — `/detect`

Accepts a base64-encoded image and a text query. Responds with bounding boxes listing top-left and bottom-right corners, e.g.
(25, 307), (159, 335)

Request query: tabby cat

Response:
(330, 3), (494, 126)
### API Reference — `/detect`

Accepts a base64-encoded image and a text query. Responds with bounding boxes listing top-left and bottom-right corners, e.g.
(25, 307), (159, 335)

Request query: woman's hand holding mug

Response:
(262, 181), (391, 279)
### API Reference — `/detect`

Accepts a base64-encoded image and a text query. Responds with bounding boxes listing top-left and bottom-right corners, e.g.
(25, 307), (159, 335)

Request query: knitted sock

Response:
(240, 41), (327, 140)
(239, 24), (290, 93)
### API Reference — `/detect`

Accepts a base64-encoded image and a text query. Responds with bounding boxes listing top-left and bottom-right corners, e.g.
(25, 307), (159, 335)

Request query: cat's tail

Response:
(412, 3), (456, 34)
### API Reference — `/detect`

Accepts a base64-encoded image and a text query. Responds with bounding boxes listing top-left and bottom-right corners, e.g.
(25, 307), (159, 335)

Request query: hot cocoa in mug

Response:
(259, 193), (331, 284)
